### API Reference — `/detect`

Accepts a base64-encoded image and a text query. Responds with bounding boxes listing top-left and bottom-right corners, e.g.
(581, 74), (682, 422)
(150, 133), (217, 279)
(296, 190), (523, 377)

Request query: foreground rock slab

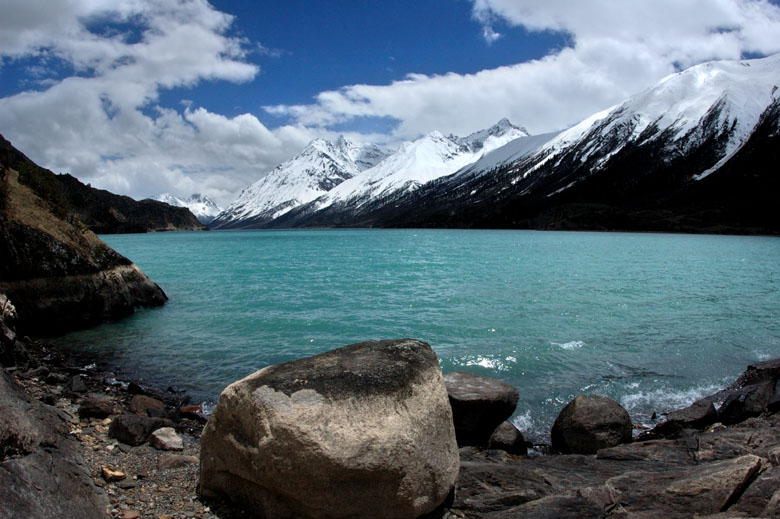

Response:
(200, 339), (459, 519)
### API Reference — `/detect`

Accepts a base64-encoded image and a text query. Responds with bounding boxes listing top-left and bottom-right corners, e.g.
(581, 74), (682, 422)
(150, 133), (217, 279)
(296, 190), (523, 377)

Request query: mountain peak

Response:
(457, 119), (530, 154)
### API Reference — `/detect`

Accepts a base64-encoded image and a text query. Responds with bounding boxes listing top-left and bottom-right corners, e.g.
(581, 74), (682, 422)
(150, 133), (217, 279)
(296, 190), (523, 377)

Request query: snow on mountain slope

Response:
(311, 120), (528, 211)
(455, 118), (530, 152)
(211, 137), (388, 228)
(529, 53), (780, 183)
(453, 131), (562, 179)
(156, 193), (222, 224)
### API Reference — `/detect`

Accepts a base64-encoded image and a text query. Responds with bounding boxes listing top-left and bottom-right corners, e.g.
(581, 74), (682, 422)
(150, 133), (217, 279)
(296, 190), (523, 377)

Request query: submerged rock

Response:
(444, 370), (519, 447)
(551, 394), (632, 454)
(200, 339), (459, 519)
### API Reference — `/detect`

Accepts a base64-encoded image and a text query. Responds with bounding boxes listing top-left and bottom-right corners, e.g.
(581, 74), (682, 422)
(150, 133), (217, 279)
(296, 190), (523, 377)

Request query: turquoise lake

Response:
(57, 229), (780, 441)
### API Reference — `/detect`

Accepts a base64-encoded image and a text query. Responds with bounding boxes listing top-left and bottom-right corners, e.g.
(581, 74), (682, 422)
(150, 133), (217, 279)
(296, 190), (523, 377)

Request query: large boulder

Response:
(551, 394), (632, 454)
(200, 339), (459, 519)
(0, 369), (109, 519)
(444, 371), (519, 446)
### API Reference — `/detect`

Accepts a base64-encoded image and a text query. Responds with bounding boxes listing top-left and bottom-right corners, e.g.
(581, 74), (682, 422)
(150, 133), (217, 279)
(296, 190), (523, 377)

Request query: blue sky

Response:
(1, 0), (780, 205)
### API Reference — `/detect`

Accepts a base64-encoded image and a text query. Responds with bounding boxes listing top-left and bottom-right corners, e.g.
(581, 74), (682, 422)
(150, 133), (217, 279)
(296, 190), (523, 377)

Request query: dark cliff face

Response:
(0, 135), (167, 336)
(0, 134), (206, 234)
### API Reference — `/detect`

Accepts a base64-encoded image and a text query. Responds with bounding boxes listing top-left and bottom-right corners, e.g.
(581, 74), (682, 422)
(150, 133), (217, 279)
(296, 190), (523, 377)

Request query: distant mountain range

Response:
(211, 119), (528, 229)
(211, 54), (780, 235)
(155, 193), (222, 224)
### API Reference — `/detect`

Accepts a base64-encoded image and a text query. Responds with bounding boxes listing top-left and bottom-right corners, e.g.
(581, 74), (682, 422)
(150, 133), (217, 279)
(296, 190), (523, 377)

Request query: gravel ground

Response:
(9, 339), (248, 519)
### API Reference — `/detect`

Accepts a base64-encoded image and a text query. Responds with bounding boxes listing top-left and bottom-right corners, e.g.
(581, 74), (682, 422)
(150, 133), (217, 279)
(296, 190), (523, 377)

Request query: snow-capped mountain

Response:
(454, 117), (530, 152)
(271, 119), (529, 225)
(210, 137), (388, 229)
(155, 193), (222, 224)
(349, 53), (780, 232)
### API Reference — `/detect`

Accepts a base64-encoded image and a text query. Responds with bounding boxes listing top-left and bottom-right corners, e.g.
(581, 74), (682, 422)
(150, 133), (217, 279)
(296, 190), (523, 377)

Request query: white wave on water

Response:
(551, 340), (585, 350)
(457, 355), (518, 372)
(620, 380), (729, 427)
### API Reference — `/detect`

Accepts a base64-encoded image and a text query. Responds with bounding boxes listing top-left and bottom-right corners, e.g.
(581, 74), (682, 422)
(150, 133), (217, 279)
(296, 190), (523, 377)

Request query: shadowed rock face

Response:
(0, 135), (167, 336)
(0, 369), (109, 519)
(200, 339), (459, 519)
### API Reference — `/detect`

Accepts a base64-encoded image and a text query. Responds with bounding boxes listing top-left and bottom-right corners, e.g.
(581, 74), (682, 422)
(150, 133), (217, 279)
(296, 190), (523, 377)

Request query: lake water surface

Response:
(57, 229), (780, 441)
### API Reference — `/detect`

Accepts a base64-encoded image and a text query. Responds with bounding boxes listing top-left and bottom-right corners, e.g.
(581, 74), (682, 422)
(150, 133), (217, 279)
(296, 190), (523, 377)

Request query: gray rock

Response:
(487, 421), (527, 456)
(0, 369), (109, 519)
(551, 394), (632, 454)
(149, 427), (183, 451)
(65, 374), (87, 394)
(484, 494), (606, 519)
(159, 454), (199, 470)
(108, 414), (172, 446)
(606, 454), (762, 517)
(128, 394), (164, 415)
(651, 398), (718, 438)
(78, 395), (115, 419)
(732, 358), (780, 388)
(718, 381), (774, 425)
(444, 371), (519, 447)
(200, 339), (459, 519)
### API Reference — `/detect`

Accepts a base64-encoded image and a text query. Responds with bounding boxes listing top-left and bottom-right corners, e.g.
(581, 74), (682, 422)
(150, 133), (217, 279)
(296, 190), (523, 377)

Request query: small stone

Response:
(129, 394), (164, 415)
(122, 510), (141, 519)
(116, 480), (138, 490)
(150, 426), (184, 451)
(158, 454), (199, 470)
(127, 382), (145, 395)
(78, 396), (115, 419)
(66, 375), (88, 393)
(101, 466), (126, 482)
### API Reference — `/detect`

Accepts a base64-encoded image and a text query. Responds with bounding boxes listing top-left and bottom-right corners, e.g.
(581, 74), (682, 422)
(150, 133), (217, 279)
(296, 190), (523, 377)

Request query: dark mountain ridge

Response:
(0, 134), (206, 234)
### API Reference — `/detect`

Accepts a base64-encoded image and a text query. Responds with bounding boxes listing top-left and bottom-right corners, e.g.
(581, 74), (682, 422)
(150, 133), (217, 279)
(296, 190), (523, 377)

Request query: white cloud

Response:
(2, 0), (780, 207)
(268, 0), (780, 139)
(0, 0), (316, 206)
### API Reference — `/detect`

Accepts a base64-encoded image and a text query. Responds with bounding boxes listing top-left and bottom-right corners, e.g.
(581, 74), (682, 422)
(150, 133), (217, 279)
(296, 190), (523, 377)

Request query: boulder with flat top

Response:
(444, 370), (519, 447)
(199, 339), (459, 519)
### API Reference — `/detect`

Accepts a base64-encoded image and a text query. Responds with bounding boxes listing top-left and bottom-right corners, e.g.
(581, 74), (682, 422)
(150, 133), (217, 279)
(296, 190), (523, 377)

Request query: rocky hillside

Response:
(0, 134), (206, 234)
(0, 137), (167, 336)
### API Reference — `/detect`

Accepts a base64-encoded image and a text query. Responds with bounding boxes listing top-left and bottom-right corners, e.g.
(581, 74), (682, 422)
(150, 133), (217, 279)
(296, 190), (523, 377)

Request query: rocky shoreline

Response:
(3, 331), (780, 518)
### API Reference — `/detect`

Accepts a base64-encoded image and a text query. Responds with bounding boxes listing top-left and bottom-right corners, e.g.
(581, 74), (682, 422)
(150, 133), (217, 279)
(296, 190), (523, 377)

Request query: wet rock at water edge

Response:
(487, 421), (527, 456)
(718, 381), (775, 425)
(200, 339), (459, 519)
(444, 370), (519, 447)
(651, 398), (718, 438)
(551, 394), (632, 454)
